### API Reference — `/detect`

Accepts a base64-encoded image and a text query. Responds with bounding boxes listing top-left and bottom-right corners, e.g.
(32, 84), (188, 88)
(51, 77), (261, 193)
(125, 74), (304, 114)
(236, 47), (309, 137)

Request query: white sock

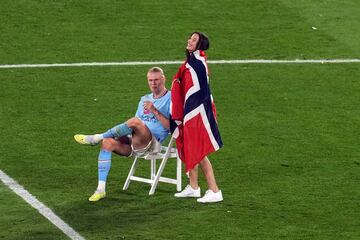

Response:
(85, 134), (103, 144)
(93, 134), (103, 142)
(96, 181), (106, 193)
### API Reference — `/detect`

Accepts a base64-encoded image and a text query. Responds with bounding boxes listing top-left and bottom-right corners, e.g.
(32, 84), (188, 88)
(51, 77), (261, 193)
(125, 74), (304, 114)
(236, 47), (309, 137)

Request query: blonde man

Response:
(75, 67), (171, 201)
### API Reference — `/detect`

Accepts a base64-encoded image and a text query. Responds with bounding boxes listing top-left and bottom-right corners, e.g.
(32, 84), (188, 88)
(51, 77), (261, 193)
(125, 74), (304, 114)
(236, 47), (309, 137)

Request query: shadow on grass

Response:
(57, 185), (233, 237)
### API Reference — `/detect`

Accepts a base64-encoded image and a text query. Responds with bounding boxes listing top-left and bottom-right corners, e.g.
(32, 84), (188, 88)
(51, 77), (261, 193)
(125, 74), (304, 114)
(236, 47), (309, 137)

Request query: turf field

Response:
(0, 1), (359, 239)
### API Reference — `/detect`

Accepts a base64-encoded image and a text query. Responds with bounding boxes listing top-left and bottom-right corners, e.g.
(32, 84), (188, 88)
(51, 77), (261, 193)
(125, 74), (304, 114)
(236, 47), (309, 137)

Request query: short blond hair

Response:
(148, 66), (164, 76)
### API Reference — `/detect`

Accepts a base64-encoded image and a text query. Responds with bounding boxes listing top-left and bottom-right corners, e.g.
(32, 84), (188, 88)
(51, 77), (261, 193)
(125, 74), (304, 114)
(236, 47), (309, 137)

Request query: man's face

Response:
(186, 33), (200, 52)
(147, 71), (164, 94)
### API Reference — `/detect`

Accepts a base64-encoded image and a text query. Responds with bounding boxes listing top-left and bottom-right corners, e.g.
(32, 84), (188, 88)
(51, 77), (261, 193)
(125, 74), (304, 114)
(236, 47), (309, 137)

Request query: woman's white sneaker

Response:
(174, 185), (201, 198)
(197, 190), (223, 203)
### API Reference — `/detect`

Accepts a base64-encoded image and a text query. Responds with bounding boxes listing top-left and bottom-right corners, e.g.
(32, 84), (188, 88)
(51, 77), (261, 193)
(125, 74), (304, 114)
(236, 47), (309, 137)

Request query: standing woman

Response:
(171, 32), (223, 203)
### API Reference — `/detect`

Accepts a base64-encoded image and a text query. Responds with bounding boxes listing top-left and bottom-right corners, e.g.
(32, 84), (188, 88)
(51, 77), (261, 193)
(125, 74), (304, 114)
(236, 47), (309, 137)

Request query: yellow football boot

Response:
(74, 134), (102, 145)
(89, 191), (106, 202)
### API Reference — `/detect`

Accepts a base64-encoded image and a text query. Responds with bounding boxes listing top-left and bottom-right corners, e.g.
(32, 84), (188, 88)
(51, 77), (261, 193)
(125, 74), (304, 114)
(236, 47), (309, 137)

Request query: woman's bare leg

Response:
(199, 156), (219, 192)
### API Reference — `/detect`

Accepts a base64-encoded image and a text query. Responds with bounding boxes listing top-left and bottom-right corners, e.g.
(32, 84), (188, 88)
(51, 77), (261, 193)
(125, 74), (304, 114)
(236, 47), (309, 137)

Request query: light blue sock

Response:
(102, 123), (132, 138)
(98, 149), (112, 183)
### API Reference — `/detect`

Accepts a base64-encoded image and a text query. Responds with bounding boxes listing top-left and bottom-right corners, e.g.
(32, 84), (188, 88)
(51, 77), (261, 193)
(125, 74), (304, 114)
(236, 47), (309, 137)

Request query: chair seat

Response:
(144, 147), (177, 160)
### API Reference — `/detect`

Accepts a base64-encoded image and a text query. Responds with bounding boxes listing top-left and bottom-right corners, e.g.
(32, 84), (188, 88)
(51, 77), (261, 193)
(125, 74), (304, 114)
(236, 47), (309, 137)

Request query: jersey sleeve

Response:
(162, 92), (171, 119)
(135, 97), (143, 117)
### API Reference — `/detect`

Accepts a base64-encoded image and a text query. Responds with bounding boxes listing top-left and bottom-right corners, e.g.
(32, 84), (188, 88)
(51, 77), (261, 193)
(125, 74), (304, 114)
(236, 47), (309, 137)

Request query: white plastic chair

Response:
(123, 136), (182, 195)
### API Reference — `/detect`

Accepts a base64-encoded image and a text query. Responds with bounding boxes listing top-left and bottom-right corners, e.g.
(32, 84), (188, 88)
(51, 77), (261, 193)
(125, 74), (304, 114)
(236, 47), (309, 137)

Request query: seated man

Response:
(74, 67), (170, 202)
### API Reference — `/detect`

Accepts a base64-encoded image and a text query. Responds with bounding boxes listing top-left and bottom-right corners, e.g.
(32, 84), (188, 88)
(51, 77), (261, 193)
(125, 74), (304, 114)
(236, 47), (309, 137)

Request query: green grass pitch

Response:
(0, 1), (359, 239)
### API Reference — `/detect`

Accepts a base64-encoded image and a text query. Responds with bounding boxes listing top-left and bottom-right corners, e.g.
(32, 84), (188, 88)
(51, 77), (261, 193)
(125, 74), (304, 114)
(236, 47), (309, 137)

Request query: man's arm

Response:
(152, 107), (170, 130)
(143, 101), (170, 130)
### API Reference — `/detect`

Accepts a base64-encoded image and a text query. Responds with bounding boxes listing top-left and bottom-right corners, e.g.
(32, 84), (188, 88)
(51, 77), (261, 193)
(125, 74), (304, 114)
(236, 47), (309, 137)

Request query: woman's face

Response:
(186, 33), (200, 52)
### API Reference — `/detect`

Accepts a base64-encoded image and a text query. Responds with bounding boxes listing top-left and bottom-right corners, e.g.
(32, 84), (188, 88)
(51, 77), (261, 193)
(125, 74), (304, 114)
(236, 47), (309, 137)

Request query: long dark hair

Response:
(186, 31), (210, 59)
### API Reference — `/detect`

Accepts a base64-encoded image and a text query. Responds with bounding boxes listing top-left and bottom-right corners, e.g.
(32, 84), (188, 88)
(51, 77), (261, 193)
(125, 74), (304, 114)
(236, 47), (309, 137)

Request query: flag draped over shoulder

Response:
(170, 50), (223, 172)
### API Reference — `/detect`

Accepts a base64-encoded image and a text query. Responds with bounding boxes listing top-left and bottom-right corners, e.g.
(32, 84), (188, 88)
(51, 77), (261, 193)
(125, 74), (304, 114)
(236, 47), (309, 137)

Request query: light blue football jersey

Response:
(135, 91), (171, 143)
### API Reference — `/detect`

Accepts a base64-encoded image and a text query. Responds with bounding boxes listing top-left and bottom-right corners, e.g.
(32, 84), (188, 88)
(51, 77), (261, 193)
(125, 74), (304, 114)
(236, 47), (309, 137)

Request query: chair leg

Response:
(123, 157), (140, 190)
(176, 155), (182, 191)
(150, 159), (156, 180)
(149, 155), (170, 195)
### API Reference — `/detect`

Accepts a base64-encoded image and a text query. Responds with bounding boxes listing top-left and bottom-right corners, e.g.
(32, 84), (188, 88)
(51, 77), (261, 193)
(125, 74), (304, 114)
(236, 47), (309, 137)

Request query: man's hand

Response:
(143, 101), (156, 113)
(143, 101), (169, 129)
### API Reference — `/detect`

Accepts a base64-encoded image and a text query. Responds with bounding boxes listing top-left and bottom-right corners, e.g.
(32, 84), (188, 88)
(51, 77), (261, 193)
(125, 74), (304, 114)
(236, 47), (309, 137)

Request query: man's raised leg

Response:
(125, 118), (152, 150)
(74, 122), (133, 145)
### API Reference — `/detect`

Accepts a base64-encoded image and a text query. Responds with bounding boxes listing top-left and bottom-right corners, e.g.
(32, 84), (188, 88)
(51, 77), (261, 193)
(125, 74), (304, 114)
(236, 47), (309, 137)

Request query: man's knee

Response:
(127, 117), (144, 129)
(101, 138), (116, 151)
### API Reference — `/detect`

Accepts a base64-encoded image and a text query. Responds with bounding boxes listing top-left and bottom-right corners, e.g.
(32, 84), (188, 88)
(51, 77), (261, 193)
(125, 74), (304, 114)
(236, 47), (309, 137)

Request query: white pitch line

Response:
(0, 59), (359, 69)
(0, 169), (85, 240)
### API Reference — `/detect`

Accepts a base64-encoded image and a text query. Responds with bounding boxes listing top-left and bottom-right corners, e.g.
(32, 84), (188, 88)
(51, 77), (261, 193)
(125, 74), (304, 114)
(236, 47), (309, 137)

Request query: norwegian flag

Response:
(170, 50), (223, 172)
